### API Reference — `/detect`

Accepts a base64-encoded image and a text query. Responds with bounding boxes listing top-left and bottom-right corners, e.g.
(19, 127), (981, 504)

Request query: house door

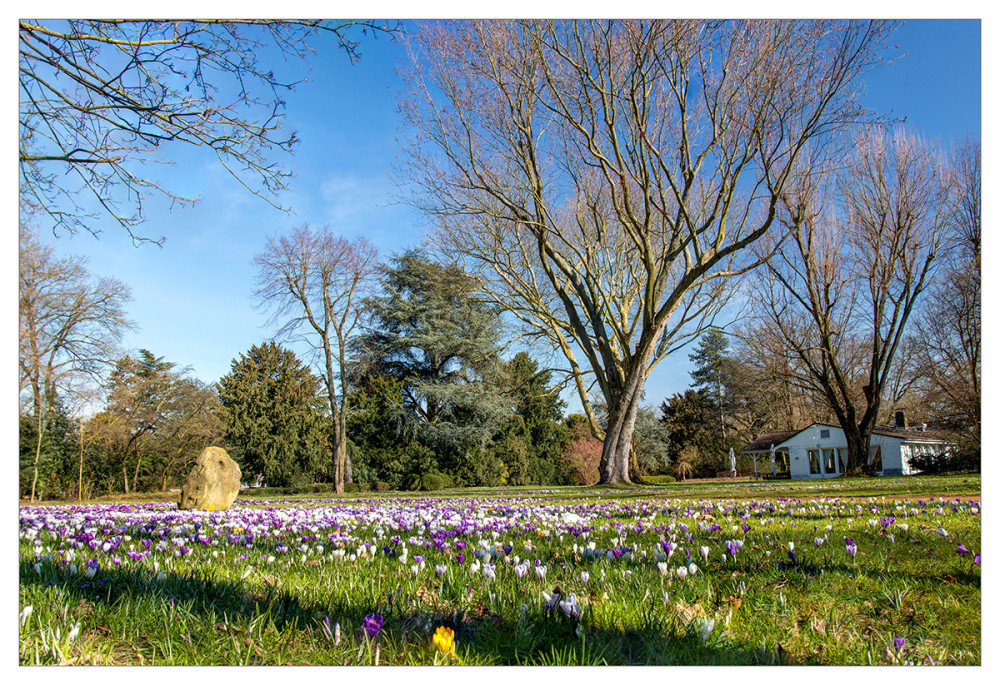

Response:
(823, 448), (838, 475)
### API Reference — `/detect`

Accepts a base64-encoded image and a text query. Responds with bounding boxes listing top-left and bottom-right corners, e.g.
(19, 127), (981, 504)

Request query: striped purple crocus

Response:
(845, 538), (858, 558)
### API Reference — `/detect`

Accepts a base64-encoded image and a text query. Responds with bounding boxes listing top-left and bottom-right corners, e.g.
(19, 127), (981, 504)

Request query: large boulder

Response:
(179, 446), (241, 511)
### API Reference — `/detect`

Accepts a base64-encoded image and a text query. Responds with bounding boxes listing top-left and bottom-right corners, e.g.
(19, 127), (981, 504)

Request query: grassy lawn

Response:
(18, 475), (980, 665)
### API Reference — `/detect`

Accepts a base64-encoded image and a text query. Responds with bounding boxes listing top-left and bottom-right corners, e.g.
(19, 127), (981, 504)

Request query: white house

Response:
(743, 422), (955, 479)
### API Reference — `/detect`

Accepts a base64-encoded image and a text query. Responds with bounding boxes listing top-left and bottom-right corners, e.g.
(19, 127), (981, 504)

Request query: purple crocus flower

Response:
(956, 544), (971, 555)
(845, 541), (858, 558)
(893, 636), (906, 651)
(362, 613), (384, 639)
(455, 553), (465, 565)
(974, 553), (981, 565)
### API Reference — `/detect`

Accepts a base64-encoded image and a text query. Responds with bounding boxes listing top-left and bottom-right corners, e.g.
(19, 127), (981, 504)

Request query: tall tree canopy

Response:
(750, 130), (950, 474)
(358, 250), (512, 484)
(218, 342), (327, 487)
(399, 19), (896, 482)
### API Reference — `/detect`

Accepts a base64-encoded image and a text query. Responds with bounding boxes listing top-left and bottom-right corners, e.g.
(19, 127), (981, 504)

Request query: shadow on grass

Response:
(20, 559), (784, 666)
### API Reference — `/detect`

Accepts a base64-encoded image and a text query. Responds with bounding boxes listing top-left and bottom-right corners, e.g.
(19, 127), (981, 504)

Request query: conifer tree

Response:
(218, 342), (327, 487)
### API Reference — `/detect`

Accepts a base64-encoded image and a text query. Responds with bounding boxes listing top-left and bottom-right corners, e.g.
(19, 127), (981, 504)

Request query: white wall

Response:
(784, 424), (847, 479)
(779, 424), (947, 479)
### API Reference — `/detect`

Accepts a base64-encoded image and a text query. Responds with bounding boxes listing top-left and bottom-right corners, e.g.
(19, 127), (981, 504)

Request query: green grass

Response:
(18, 475), (980, 665)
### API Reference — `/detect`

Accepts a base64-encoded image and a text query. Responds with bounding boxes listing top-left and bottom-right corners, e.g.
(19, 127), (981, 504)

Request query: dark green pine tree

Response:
(490, 352), (569, 485)
(358, 250), (512, 485)
(688, 328), (733, 442)
(659, 389), (724, 478)
(218, 342), (327, 487)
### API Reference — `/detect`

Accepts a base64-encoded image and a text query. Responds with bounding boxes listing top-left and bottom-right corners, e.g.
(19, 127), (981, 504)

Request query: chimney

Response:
(894, 411), (906, 429)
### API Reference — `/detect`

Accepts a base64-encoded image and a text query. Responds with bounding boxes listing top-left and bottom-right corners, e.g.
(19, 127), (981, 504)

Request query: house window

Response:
(868, 444), (882, 472)
(808, 449), (821, 474)
(820, 429), (830, 439)
(823, 448), (837, 474)
(837, 448), (847, 473)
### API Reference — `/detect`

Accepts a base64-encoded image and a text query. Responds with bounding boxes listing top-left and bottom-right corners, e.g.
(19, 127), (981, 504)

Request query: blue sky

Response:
(30, 19), (982, 415)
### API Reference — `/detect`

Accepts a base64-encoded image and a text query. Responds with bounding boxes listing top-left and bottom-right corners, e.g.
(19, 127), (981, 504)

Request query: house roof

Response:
(870, 425), (953, 442)
(743, 430), (800, 452)
(743, 422), (955, 452)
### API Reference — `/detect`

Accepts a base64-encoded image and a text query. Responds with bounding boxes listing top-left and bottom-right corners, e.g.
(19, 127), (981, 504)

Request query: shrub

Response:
(371, 481), (391, 492)
(557, 423), (602, 485)
(420, 472), (454, 491)
(643, 474), (676, 485)
(910, 446), (979, 475)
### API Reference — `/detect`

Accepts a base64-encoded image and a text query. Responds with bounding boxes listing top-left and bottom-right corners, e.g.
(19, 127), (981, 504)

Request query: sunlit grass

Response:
(19, 476), (980, 665)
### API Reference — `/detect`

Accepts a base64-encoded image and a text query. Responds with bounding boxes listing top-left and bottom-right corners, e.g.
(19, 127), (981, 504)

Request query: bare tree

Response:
(751, 130), (950, 474)
(19, 19), (397, 243)
(254, 225), (380, 493)
(913, 138), (980, 444)
(398, 20), (894, 482)
(19, 226), (133, 500)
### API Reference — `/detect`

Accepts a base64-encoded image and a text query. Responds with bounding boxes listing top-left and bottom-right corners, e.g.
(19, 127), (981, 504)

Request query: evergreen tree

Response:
(19, 399), (78, 500)
(344, 370), (415, 488)
(490, 352), (569, 485)
(358, 250), (512, 485)
(218, 342), (327, 487)
(632, 407), (671, 475)
(659, 390), (724, 478)
(689, 329), (732, 441)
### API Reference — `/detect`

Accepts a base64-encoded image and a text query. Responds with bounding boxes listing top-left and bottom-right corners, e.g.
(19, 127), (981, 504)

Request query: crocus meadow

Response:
(19, 482), (981, 665)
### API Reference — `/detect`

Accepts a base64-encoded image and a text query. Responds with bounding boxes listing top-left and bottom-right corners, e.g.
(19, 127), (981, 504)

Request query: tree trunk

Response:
(122, 465), (129, 494)
(332, 410), (348, 494)
(30, 412), (44, 502)
(598, 375), (646, 484)
(334, 438), (348, 494)
(132, 449), (143, 493)
(78, 417), (84, 501)
(842, 421), (869, 476)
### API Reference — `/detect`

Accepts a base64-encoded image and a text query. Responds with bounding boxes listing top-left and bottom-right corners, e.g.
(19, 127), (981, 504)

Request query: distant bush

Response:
(558, 426), (602, 485)
(643, 474), (676, 485)
(420, 472), (454, 491)
(242, 483), (333, 496)
(910, 445), (980, 475)
(371, 481), (391, 492)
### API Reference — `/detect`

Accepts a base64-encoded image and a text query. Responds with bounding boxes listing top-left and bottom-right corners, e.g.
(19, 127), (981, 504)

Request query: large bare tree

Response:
(19, 19), (397, 243)
(253, 225), (379, 493)
(751, 130), (950, 474)
(913, 138), (980, 445)
(397, 20), (894, 482)
(19, 226), (133, 500)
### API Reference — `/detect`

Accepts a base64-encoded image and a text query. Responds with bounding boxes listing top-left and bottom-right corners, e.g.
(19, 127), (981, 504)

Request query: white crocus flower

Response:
(20, 605), (33, 627)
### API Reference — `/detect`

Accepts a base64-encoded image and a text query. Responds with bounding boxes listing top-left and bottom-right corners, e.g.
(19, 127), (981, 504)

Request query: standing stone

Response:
(179, 446), (241, 511)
